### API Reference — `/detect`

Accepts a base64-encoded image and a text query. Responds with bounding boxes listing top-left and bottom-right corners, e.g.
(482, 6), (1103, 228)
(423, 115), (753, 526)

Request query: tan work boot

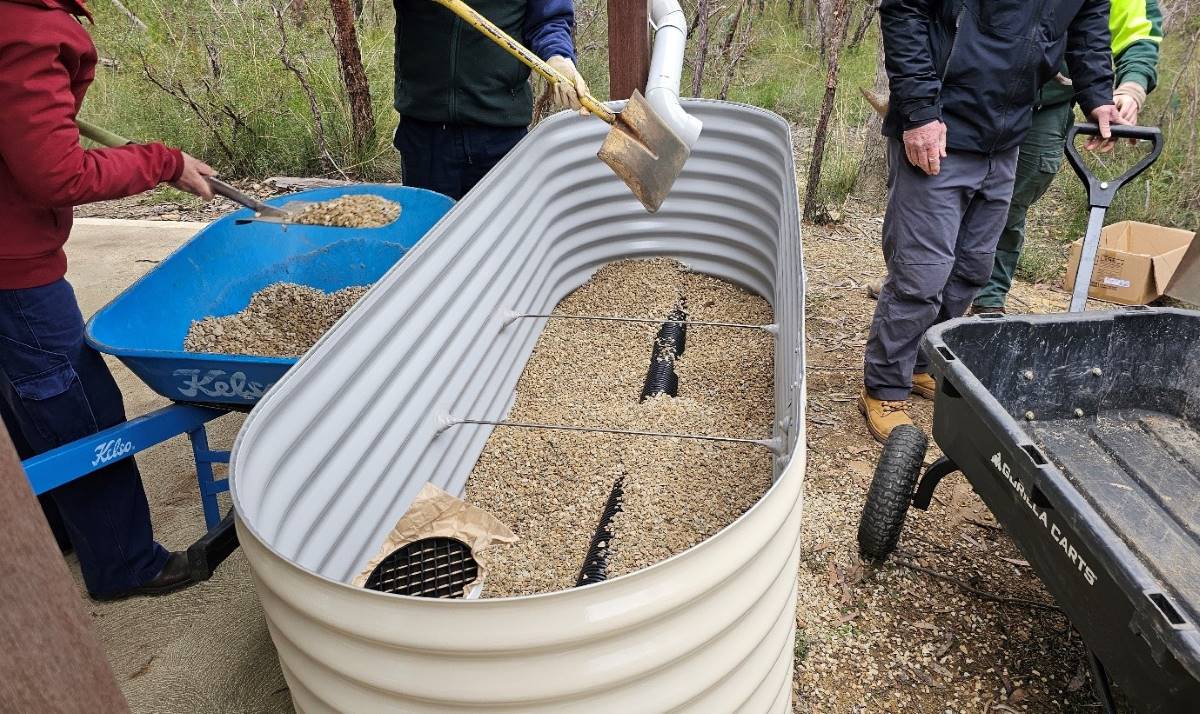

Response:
(911, 372), (936, 400)
(858, 389), (913, 443)
(866, 276), (884, 300)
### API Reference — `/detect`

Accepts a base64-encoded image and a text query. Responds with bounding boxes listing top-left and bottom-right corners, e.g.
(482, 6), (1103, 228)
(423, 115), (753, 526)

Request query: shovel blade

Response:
(597, 90), (690, 213)
(1165, 232), (1200, 306)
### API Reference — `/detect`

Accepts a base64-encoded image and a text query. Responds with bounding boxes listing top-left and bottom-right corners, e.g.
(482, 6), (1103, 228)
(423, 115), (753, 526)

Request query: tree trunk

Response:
(853, 40), (890, 198)
(850, 0), (878, 48)
(803, 0), (850, 222)
(722, 1), (745, 54)
(692, 0), (712, 96)
(329, 0), (375, 151)
(817, 0), (830, 64)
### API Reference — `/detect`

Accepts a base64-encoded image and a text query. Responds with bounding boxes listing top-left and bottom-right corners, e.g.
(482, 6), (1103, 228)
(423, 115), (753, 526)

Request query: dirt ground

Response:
(794, 206), (1116, 714)
(64, 199), (1118, 713)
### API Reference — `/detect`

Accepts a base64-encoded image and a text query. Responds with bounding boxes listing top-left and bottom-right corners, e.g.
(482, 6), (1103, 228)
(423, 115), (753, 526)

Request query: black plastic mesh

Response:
(363, 536), (478, 598)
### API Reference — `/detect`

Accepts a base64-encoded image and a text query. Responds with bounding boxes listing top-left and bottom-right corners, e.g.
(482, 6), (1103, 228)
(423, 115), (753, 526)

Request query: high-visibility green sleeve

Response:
(1111, 0), (1163, 92)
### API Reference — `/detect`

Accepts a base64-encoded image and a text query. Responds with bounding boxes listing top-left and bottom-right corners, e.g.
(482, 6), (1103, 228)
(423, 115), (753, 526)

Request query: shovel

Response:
(75, 119), (305, 224)
(432, 0), (689, 213)
(1063, 123), (1164, 312)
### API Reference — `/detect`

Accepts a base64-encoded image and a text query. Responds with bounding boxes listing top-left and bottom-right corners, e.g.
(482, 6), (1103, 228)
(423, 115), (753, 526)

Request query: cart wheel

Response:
(858, 425), (928, 562)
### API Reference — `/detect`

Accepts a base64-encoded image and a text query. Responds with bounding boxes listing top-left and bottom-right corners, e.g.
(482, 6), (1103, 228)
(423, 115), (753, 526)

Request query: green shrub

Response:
(84, 0), (401, 179)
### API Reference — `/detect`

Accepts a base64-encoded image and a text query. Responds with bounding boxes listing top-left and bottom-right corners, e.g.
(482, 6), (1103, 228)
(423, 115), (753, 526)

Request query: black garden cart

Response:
(857, 125), (1200, 712)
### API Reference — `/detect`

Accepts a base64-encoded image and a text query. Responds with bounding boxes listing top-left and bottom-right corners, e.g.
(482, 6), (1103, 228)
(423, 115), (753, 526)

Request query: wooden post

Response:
(0, 425), (128, 714)
(607, 0), (650, 100)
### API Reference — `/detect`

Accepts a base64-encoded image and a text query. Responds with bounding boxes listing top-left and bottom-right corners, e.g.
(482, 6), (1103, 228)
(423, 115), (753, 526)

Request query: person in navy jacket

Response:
(392, 0), (587, 199)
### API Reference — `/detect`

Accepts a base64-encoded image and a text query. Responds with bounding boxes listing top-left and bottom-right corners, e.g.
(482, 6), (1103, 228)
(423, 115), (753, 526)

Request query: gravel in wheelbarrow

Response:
(84, 185), (453, 407)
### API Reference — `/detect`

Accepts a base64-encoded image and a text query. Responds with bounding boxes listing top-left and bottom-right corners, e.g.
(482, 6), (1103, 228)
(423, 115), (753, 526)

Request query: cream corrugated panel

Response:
(231, 99), (805, 712)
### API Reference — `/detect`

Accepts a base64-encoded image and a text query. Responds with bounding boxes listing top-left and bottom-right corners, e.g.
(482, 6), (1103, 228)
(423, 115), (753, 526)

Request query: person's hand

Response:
(1085, 104), (1131, 153)
(1111, 81), (1148, 148)
(902, 120), (947, 176)
(546, 56), (590, 116)
(171, 153), (216, 200)
(1113, 94), (1140, 125)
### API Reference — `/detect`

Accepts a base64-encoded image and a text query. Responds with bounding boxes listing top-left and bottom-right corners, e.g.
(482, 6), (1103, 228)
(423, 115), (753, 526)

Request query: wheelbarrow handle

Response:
(1064, 123), (1164, 209)
(75, 118), (288, 218)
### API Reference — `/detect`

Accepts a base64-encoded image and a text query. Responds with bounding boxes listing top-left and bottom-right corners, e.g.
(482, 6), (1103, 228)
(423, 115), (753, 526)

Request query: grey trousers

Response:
(864, 139), (1019, 401)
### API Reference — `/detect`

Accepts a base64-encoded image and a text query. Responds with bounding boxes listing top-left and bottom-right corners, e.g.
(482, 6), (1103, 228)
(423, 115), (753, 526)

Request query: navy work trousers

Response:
(864, 139), (1019, 401)
(0, 278), (166, 597)
(394, 117), (527, 200)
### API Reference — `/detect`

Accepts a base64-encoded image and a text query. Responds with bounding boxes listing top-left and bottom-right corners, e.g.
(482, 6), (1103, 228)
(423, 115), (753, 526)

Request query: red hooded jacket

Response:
(0, 0), (184, 289)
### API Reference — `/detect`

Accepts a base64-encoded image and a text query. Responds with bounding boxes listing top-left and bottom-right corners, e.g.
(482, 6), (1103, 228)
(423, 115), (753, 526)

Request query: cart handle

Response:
(1064, 123), (1164, 209)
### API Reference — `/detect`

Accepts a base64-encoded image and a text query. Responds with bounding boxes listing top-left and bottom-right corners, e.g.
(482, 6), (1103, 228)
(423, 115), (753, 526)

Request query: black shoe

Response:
(90, 551), (195, 602)
(968, 304), (1006, 316)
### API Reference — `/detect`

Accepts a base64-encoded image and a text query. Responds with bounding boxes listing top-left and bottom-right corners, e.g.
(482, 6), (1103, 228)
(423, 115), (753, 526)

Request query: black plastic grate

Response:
(363, 536), (479, 598)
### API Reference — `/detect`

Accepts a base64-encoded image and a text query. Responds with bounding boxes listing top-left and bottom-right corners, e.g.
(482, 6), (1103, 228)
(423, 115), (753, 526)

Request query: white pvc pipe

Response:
(646, 0), (703, 147)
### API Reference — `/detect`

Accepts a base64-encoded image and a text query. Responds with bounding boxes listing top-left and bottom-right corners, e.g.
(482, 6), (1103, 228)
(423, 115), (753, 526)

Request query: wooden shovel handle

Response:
(75, 118), (286, 217)
(431, 0), (617, 124)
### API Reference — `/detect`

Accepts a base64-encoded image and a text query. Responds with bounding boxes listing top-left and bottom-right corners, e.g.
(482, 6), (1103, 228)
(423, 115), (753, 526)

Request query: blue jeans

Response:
(0, 279), (167, 596)
(394, 117), (527, 200)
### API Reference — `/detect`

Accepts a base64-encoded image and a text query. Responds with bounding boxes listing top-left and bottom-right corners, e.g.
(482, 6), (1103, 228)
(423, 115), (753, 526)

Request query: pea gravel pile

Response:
(294, 194), (400, 228)
(466, 259), (775, 597)
(184, 282), (368, 357)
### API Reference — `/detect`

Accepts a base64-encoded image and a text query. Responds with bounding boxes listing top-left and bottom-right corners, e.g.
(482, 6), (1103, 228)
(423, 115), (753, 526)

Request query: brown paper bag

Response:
(352, 483), (517, 596)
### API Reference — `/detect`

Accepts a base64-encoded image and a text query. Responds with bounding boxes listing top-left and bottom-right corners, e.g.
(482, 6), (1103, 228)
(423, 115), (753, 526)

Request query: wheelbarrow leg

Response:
(1087, 650), (1118, 714)
(187, 509), (239, 582)
(185, 423), (238, 582)
(188, 424), (230, 531)
(912, 456), (958, 511)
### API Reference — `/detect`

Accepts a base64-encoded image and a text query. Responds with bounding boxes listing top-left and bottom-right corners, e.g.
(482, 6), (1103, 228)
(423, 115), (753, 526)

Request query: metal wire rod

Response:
(443, 417), (780, 453)
(508, 312), (777, 333)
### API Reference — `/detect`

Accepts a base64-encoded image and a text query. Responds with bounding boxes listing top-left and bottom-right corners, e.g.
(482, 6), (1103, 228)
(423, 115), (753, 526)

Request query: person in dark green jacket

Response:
(970, 0), (1163, 313)
(392, 0), (587, 200)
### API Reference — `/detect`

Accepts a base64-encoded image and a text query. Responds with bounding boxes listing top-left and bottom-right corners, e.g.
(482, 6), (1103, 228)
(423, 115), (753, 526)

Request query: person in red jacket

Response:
(0, 0), (216, 599)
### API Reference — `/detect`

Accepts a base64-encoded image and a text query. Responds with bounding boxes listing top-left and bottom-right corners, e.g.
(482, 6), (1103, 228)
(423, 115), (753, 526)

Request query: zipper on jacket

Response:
(939, 7), (964, 86)
(449, 16), (462, 123)
(989, 0), (1052, 153)
(932, 4), (963, 115)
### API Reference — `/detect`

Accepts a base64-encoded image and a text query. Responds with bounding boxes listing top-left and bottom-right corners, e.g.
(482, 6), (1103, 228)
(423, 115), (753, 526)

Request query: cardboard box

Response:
(1063, 221), (1197, 305)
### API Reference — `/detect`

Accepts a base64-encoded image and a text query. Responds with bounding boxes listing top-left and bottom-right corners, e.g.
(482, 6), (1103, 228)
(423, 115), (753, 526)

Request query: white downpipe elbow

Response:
(646, 0), (703, 148)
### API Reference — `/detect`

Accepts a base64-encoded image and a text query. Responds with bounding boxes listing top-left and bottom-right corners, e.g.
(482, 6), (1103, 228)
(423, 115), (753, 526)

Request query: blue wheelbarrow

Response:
(21, 184), (453, 580)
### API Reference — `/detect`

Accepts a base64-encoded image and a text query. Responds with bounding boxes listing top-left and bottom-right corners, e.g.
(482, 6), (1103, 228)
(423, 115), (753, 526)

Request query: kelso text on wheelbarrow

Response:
(991, 452), (1097, 586)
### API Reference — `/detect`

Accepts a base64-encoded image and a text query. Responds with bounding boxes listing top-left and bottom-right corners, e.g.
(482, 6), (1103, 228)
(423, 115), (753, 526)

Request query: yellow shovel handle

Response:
(432, 0), (617, 124)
